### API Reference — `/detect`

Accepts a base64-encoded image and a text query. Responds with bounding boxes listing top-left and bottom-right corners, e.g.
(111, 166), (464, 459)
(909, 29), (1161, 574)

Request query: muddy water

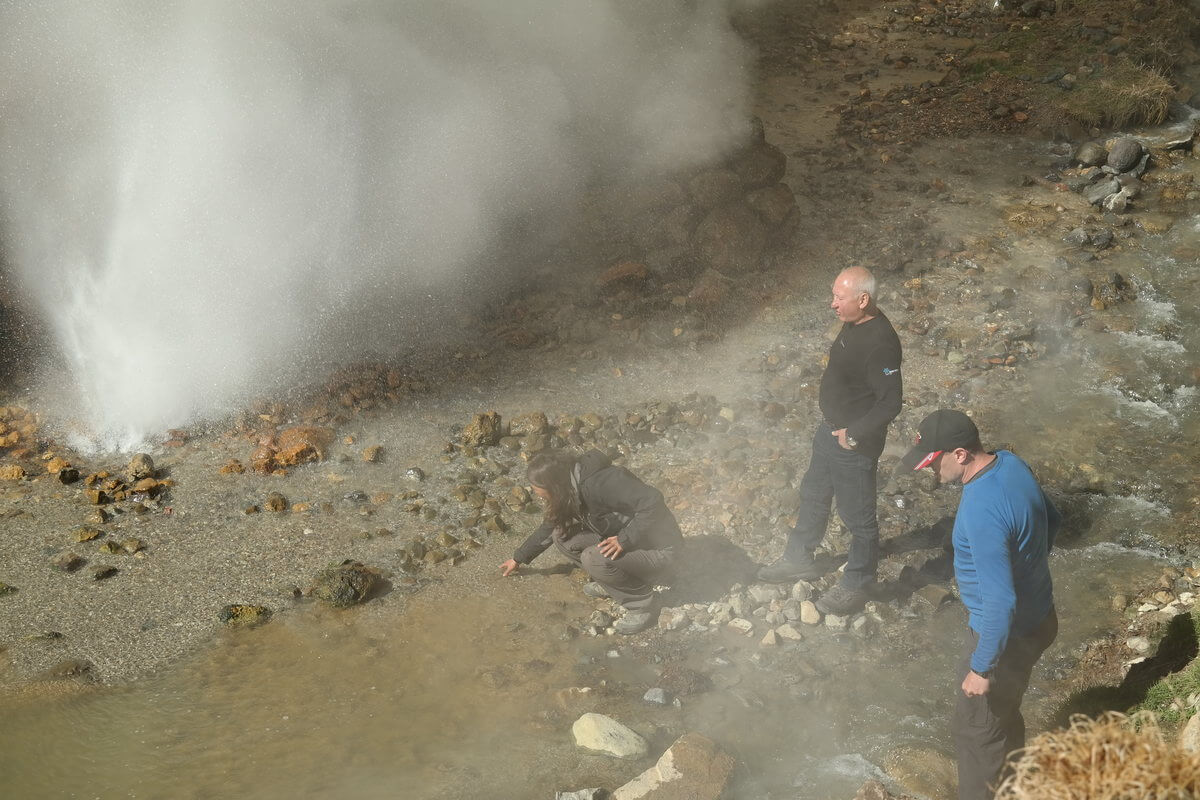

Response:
(0, 544), (1166, 799)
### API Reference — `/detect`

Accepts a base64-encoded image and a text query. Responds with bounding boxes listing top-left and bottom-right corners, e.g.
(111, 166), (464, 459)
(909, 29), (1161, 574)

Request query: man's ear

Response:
(951, 447), (971, 464)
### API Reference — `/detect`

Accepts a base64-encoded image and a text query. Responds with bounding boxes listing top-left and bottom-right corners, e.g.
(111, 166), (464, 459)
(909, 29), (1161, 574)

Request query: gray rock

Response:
(572, 713), (648, 759)
(748, 584), (783, 604)
(1063, 227), (1090, 246)
(643, 687), (672, 705)
(791, 580), (815, 601)
(1102, 189), (1131, 213)
(1129, 152), (1151, 178)
(1073, 141), (1107, 166)
(1106, 137), (1143, 172)
(1083, 176), (1121, 205)
(824, 613), (849, 631)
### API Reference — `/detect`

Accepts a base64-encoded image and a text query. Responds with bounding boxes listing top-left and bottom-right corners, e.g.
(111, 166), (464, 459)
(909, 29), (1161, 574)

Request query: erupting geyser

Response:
(0, 0), (751, 450)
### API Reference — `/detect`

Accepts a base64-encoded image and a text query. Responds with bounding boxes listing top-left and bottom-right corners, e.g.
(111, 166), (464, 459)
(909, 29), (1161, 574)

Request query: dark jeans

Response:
(554, 532), (675, 611)
(954, 608), (1058, 800)
(783, 421), (880, 590)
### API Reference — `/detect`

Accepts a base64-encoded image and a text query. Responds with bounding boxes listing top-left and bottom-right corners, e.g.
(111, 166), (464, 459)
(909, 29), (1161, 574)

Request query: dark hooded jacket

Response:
(512, 449), (682, 565)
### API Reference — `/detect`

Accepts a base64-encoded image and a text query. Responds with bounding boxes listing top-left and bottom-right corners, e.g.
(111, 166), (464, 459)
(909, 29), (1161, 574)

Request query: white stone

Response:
(572, 713), (649, 759)
(760, 629), (778, 647)
(1180, 714), (1200, 753)
(800, 600), (821, 625)
(776, 624), (803, 641)
(824, 613), (848, 632)
(791, 580), (815, 601)
(726, 618), (754, 636)
(1126, 636), (1152, 654)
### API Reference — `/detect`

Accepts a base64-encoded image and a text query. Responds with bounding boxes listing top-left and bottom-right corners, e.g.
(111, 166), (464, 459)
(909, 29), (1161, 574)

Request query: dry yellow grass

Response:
(996, 712), (1200, 799)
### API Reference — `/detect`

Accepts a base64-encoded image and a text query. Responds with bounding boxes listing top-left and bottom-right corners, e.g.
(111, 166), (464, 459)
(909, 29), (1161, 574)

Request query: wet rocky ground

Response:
(1, 1), (1198, 797)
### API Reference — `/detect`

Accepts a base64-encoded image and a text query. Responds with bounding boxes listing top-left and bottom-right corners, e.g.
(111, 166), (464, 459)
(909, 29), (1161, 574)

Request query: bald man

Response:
(758, 266), (903, 616)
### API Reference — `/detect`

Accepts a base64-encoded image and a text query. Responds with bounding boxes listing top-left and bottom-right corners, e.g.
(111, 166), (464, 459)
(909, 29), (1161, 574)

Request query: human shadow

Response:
(870, 515), (956, 603)
(661, 534), (761, 607)
(1051, 609), (1200, 726)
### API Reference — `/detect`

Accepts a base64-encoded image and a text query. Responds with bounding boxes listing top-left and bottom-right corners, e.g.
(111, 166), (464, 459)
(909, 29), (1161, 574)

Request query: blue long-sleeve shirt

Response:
(952, 450), (1058, 675)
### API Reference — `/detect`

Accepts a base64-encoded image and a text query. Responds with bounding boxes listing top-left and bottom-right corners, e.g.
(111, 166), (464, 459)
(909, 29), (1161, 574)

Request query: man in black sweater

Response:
(758, 266), (903, 616)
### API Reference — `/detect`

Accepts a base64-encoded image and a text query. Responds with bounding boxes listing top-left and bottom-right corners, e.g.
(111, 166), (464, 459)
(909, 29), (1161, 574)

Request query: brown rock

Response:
(693, 203), (767, 273)
(687, 269), (734, 307)
(45, 456), (71, 474)
(508, 411), (549, 438)
(687, 168), (742, 209)
(126, 453), (155, 481)
(274, 426), (334, 467)
(0, 464), (26, 481)
(219, 459), (246, 475)
(462, 412), (503, 447)
(264, 493), (289, 512)
(219, 604), (272, 627)
(362, 445), (384, 463)
(597, 260), (650, 290)
(611, 732), (734, 800)
(744, 183), (797, 227)
(732, 142), (787, 188)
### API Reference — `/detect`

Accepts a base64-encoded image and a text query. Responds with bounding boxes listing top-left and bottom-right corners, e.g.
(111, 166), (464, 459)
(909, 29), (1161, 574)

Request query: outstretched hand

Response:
(832, 428), (852, 450)
(499, 558), (519, 576)
(598, 536), (623, 559)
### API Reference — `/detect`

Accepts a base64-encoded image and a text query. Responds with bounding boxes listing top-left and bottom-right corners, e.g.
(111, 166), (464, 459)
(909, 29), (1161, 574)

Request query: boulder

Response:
(693, 203), (767, 273)
(1179, 712), (1200, 753)
(462, 412), (503, 447)
(572, 713), (648, 759)
(309, 561), (381, 608)
(1073, 141), (1107, 167)
(732, 142), (787, 188)
(126, 453), (155, 482)
(745, 183), (797, 226)
(1106, 137), (1143, 172)
(687, 169), (742, 209)
(612, 732), (734, 800)
(884, 746), (956, 800)
(274, 426), (334, 467)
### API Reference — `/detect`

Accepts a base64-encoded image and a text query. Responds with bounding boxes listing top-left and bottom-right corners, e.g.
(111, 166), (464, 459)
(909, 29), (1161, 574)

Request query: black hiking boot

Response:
(756, 552), (820, 583)
(815, 583), (867, 616)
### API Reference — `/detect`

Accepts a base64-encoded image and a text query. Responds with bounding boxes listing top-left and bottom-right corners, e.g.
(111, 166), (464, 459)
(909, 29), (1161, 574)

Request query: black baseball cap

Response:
(902, 409), (980, 470)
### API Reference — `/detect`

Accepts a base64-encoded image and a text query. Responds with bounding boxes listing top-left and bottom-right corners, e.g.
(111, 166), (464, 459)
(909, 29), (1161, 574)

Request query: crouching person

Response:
(499, 448), (681, 634)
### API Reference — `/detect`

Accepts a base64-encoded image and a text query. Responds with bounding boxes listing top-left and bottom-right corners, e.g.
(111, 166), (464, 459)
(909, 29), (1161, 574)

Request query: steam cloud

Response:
(0, 0), (750, 450)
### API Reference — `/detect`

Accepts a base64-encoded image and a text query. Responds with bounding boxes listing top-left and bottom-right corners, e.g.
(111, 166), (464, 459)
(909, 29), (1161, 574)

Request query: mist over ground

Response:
(0, 0), (751, 450)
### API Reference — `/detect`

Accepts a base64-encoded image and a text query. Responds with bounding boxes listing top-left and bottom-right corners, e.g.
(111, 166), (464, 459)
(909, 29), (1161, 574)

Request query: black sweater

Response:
(818, 312), (903, 456)
(513, 450), (682, 564)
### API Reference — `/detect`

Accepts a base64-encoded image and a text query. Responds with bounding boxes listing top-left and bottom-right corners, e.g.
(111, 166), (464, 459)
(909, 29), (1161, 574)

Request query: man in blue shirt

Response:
(903, 409), (1059, 800)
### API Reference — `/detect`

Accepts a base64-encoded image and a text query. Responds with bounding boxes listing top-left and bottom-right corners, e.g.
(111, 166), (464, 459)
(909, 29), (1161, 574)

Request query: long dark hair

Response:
(527, 449), (580, 529)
